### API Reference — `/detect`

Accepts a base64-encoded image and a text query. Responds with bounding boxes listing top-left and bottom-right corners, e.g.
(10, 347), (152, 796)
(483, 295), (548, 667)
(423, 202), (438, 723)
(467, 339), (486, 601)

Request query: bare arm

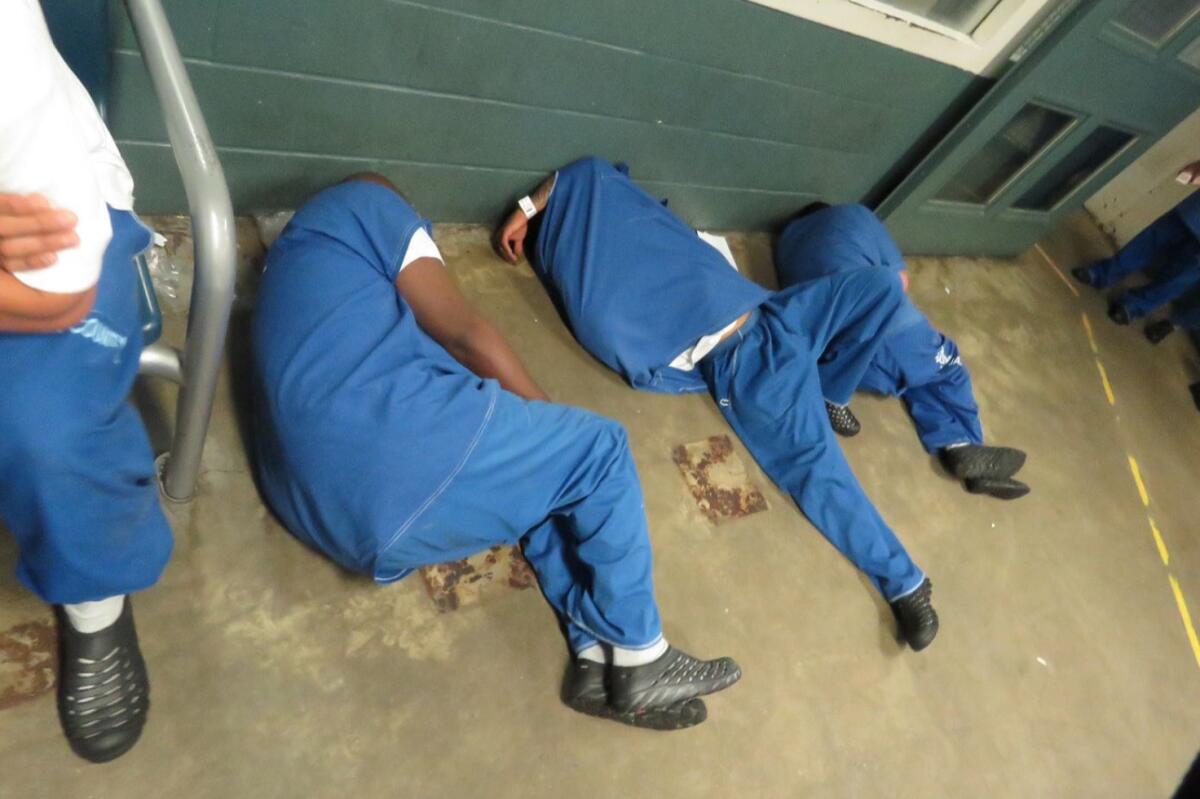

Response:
(396, 257), (550, 401)
(0, 268), (94, 332)
(493, 173), (556, 264)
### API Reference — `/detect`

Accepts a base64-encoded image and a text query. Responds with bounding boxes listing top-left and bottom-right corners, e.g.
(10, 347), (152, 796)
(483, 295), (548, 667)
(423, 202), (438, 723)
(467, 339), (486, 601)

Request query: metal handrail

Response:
(125, 0), (236, 502)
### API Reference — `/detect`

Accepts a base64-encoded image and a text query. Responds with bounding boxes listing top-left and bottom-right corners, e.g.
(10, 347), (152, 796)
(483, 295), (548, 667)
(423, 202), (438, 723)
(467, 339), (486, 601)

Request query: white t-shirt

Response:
(397, 227), (443, 273)
(0, 0), (136, 294)
(669, 232), (742, 371)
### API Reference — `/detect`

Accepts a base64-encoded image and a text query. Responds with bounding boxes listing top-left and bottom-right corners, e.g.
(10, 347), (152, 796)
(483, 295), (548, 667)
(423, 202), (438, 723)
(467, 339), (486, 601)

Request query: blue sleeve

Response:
(282, 180), (431, 283)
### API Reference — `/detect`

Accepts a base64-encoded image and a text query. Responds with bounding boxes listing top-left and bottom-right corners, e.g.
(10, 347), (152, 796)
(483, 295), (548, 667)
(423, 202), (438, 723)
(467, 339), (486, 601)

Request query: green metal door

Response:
(879, 0), (1200, 257)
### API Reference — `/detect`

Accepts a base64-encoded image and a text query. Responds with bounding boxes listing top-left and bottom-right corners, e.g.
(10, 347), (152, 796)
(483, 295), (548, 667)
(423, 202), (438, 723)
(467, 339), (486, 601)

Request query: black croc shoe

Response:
(1070, 266), (1096, 287)
(964, 476), (1030, 500)
(562, 659), (707, 730)
(56, 599), (149, 763)
(891, 579), (938, 652)
(1108, 302), (1131, 325)
(1145, 320), (1175, 344)
(609, 646), (741, 715)
(825, 401), (861, 437)
(940, 444), (1026, 481)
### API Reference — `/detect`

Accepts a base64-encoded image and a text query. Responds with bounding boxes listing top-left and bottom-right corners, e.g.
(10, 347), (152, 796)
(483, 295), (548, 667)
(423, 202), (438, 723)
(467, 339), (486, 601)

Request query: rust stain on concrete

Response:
(672, 434), (769, 524)
(420, 545), (535, 612)
(0, 620), (57, 710)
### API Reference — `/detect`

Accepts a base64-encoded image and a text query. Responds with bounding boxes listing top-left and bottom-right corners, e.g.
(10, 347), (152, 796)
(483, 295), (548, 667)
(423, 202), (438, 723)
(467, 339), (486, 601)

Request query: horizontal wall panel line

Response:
(114, 49), (875, 156)
(384, 0), (905, 110)
(118, 139), (820, 197)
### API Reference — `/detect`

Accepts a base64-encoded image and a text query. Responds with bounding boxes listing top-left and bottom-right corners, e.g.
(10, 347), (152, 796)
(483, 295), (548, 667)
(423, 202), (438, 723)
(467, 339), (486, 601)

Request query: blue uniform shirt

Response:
(252, 181), (499, 579)
(532, 157), (770, 393)
(777, 204), (925, 332)
(1177, 192), (1200, 241)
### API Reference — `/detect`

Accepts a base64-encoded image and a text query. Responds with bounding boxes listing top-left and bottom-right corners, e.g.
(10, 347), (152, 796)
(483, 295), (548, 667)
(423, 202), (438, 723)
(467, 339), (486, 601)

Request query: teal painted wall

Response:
(109, 0), (976, 229)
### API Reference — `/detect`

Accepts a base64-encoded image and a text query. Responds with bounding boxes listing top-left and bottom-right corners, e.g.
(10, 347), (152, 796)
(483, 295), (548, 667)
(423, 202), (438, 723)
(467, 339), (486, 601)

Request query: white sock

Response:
(612, 637), (669, 667)
(576, 644), (606, 664)
(944, 441), (969, 449)
(62, 595), (125, 634)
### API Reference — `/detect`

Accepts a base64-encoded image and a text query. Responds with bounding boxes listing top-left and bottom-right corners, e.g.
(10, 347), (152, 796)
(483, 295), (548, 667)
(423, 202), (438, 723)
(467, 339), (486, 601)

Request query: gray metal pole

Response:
(124, 0), (237, 502)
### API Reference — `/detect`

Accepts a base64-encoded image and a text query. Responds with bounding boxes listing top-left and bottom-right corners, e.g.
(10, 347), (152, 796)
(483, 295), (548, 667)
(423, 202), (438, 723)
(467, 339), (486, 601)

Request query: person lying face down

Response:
(774, 203), (1029, 500)
(250, 173), (740, 731)
(494, 157), (939, 652)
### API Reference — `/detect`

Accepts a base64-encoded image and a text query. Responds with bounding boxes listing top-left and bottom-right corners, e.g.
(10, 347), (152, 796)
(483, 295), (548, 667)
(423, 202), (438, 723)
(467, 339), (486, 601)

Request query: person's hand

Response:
(493, 208), (528, 264)
(0, 193), (79, 271)
(1176, 160), (1200, 186)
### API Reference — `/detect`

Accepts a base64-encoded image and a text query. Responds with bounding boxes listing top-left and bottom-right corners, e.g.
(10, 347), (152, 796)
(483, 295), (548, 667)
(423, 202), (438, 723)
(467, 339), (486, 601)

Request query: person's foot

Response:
(1108, 302), (1132, 325)
(940, 444), (1026, 480)
(891, 578), (938, 651)
(1191, 382), (1200, 413)
(963, 476), (1030, 500)
(1070, 266), (1097, 287)
(562, 659), (707, 730)
(609, 646), (741, 715)
(825, 401), (861, 437)
(1145, 319), (1176, 344)
(56, 599), (150, 763)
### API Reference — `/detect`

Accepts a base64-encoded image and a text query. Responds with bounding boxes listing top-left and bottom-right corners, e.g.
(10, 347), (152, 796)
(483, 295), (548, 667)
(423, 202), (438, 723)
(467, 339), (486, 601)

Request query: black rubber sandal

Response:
(891, 578), (939, 652)
(825, 401), (862, 437)
(940, 444), (1026, 480)
(56, 599), (150, 763)
(609, 646), (741, 715)
(561, 659), (707, 730)
(964, 476), (1030, 500)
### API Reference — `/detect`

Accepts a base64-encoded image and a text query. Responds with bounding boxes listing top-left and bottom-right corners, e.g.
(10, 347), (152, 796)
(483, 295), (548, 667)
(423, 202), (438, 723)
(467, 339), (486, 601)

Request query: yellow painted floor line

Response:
(1148, 517), (1170, 566)
(1127, 455), (1150, 507)
(1081, 312), (1099, 354)
(1095, 359), (1116, 405)
(1168, 574), (1200, 671)
(1035, 243), (1081, 297)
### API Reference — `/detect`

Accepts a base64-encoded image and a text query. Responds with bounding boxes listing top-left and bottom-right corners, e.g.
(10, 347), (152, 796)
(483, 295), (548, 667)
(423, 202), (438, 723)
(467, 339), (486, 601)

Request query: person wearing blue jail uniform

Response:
(774, 203), (1029, 501)
(1072, 173), (1200, 334)
(251, 175), (740, 731)
(0, 0), (173, 764)
(494, 157), (939, 651)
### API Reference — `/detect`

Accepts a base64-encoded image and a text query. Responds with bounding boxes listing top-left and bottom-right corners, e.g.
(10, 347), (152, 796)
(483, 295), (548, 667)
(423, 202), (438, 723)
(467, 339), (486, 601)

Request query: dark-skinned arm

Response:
(395, 256), (550, 401)
(493, 173), (556, 265)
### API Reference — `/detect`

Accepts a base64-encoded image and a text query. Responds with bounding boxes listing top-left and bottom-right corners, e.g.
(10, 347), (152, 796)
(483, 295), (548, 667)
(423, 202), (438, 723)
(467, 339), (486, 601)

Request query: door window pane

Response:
(935, 103), (1074, 205)
(1114, 0), (1200, 46)
(1014, 126), (1135, 211)
(863, 0), (1003, 33)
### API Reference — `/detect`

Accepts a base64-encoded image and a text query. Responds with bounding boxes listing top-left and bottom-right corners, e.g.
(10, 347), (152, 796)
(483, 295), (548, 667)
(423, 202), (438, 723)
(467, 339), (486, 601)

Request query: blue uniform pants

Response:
(374, 391), (662, 654)
(856, 320), (984, 453)
(700, 268), (925, 601)
(1089, 207), (1200, 318)
(0, 209), (172, 604)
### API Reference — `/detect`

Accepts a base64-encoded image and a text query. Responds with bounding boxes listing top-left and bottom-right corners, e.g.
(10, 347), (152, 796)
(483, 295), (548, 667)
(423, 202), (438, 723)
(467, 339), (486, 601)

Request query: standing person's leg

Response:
(375, 392), (740, 726)
(701, 270), (938, 650)
(1117, 243), (1200, 319)
(1076, 210), (1194, 288)
(0, 210), (172, 763)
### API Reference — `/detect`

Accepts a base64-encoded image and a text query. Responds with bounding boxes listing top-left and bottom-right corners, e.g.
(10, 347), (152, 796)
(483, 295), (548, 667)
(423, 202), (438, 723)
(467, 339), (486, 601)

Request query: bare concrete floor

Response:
(2, 214), (1198, 798)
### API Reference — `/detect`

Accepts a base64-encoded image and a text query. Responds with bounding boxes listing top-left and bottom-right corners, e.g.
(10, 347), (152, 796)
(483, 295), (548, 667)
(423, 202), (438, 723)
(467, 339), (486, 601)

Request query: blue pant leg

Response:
(881, 322), (984, 452)
(378, 393), (662, 652)
(701, 319), (924, 601)
(778, 268), (908, 406)
(0, 210), (172, 603)
(1119, 242), (1200, 317)
(1091, 210), (1193, 287)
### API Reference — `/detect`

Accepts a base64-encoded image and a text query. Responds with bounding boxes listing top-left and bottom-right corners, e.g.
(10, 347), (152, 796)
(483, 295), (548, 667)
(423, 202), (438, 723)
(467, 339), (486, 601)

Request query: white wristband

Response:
(518, 195), (537, 219)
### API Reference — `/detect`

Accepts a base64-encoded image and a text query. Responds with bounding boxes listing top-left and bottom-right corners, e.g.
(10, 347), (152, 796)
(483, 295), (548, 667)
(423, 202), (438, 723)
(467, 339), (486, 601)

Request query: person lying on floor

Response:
(1072, 163), (1200, 337)
(0, 0), (173, 764)
(251, 173), (740, 731)
(774, 203), (1029, 500)
(493, 157), (939, 651)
